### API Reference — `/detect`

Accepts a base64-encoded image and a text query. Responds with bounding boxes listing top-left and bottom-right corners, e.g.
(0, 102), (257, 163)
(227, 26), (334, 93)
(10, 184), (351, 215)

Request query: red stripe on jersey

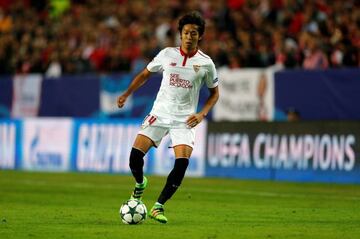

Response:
(182, 56), (187, 66)
(180, 46), (198, 66)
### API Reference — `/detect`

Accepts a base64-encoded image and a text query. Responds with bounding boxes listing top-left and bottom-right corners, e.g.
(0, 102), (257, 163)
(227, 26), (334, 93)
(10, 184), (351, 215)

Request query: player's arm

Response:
(186, 86), (219, 128)
(117, 68), (152, 108)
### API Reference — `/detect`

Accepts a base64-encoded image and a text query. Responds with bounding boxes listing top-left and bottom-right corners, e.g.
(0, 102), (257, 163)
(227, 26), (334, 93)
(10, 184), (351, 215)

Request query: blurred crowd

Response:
(0, 0), (359, 76)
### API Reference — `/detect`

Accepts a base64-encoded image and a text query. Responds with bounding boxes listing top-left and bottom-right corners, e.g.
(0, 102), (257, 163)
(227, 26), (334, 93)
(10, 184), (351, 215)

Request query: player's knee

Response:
(129, 147), (145, 170)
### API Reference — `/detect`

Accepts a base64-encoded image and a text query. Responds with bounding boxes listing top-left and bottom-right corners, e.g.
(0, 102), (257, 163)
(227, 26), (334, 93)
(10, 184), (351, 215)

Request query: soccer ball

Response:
(119, 199), (147, 224)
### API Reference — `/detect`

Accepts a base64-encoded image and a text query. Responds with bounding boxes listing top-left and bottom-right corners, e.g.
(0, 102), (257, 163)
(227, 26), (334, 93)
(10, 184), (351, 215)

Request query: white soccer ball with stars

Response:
(119, 199), (147, 224)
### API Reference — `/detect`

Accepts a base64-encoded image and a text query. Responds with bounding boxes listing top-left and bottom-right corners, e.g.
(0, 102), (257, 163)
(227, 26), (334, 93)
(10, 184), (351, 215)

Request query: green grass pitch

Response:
(1, 170), (360, 239)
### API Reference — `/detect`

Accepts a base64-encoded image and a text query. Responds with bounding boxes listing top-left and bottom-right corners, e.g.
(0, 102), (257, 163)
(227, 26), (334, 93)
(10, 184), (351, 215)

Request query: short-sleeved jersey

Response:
(146, 47), (218, 122)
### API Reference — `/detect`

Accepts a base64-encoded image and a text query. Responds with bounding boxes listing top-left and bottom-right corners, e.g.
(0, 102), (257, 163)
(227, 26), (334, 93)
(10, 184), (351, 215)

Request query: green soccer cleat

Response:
(130, 176), (148, 200)
(148, 205), (168, 224)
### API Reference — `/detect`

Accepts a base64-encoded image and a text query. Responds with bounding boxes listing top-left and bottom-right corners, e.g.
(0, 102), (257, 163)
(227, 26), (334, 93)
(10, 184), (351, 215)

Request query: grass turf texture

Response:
(1, 171), (360, 239)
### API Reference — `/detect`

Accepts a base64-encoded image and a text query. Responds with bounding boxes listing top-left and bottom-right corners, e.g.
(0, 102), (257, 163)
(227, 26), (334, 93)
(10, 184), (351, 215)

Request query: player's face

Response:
(181, 24), (201, 51)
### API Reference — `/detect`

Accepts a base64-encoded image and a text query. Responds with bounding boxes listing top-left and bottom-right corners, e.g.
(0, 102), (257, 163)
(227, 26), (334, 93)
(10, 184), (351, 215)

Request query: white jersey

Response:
(146, 47), (218, 122)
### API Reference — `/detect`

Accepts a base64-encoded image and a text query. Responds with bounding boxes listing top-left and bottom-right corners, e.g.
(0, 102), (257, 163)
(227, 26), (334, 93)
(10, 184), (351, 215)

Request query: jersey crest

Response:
(193, 65), (200, 73)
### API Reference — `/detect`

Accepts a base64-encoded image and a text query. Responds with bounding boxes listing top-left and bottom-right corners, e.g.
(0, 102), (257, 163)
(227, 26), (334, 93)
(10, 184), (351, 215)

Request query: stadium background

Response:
(0, 1), (360, 238)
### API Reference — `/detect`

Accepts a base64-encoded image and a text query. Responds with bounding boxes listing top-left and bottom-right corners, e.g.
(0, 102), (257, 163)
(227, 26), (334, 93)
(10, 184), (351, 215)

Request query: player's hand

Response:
(117, 95), (127, 108)
(186, 113), (204, 128)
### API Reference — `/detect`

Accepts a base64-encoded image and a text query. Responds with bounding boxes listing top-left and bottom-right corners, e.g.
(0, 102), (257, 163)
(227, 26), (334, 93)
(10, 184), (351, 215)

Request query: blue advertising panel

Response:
(206, 121), (360, 184)
(275, 69), (360, 120)
(21, 118), (73, 171)
(71, 119), (147, 173)
(0, 118), (206, 177)
(0, 119), (22, 169)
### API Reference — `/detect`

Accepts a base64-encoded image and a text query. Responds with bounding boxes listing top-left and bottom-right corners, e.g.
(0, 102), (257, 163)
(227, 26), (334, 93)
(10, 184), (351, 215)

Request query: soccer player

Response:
(117, 11), (219, 224)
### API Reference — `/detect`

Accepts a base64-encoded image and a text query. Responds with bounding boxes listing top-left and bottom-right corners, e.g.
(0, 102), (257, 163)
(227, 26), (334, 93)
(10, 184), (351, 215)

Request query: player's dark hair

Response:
(178, 11), (205, 37)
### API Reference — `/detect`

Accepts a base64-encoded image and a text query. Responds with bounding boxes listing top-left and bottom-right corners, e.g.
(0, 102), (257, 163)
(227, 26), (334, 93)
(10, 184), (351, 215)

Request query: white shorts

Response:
(138, 114), (195, 148)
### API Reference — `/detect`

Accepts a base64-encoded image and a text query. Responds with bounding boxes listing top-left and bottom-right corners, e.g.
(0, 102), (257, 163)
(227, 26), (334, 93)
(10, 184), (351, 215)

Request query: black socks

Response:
(129, 148), (145, 184)
(129, 149), (190, 205)
(157, 157), (189, 204)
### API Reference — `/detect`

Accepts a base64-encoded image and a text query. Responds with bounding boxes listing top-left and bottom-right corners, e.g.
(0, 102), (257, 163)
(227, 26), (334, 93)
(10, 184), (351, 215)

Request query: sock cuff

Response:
(131, 147), (145, 157)
(174, 157), (189, 167)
